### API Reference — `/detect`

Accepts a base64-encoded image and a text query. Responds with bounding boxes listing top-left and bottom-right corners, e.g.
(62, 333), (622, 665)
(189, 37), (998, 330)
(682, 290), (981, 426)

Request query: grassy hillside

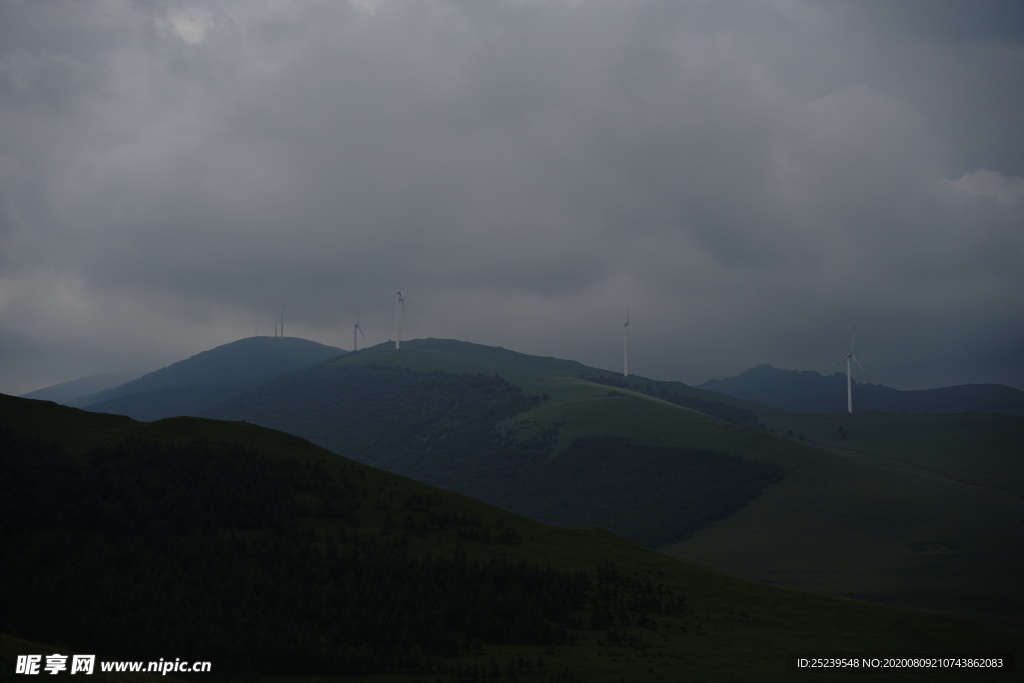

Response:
(74, 337), (346, 420)
(202, 359), (783, 548)
(759, 411), (1024, 496)
(331, 339), (767, 449)
(664, 446), (1024, 619)
(2, 393), (1021, 682)
(341, 339), (766, 429)
(196, 339), (1024, 631)
(664, 408), (1024, 630)
(658, 409), (1024, 628)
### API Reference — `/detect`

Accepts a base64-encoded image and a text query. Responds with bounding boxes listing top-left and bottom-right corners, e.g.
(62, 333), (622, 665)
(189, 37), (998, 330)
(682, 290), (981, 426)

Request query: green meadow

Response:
(322, 340), (1024, 632)
(2, 393), (1021, 682)
(760, 410), (1024, 495)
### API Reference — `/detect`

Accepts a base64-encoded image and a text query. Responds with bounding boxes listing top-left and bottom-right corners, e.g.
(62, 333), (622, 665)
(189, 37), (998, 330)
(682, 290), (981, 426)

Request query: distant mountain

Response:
(74, 336), (346, 420)
(6, 393), (1019, 680)
(697, 363), (1024, 415)
(20, 371), (139, 405)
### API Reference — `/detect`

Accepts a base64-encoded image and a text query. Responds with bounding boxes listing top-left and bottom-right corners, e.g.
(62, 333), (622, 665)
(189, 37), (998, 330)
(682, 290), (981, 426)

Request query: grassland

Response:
(2, 393), (1022, 682)
(760, 411), (1024, 495)
(21, 337), (1022, 670)
(333, 340), (1024, 633)
(334, 340), (756, 454)
(665, 411), (1024, 631)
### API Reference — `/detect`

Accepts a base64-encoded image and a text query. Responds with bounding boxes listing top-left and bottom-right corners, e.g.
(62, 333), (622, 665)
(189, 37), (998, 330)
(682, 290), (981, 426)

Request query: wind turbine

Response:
(395, 290), (406, 350)
(837, 328), (867, 414)
(353, 306), (366, 351)
(623, 304), (631, 378)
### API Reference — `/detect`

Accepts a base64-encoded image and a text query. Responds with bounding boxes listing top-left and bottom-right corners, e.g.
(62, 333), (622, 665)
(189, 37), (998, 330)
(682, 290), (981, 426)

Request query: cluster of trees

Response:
(0, 427), (687, 677)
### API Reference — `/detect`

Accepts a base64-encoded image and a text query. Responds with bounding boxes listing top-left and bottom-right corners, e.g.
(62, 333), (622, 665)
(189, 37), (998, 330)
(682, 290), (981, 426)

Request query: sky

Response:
(2, 0), (1023, 396)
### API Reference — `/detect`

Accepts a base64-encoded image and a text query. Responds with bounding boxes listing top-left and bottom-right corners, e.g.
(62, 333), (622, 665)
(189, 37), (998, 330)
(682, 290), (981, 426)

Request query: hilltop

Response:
(698, 363), (1024, 415)
(70, 336), (346, 420)
(2, 392), (1020, 681)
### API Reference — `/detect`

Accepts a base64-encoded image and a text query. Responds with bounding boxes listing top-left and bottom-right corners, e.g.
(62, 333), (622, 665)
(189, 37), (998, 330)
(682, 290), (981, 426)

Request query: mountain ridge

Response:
(698, 362), (1024, 415)
(70, 336), (346, 420)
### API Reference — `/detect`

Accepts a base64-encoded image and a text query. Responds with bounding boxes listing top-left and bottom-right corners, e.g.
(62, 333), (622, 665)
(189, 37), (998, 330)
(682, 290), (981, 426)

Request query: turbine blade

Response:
(852, 355), (867, 376)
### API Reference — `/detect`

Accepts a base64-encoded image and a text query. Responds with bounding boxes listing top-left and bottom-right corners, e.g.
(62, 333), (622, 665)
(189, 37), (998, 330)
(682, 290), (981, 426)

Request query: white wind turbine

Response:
(837, 328), (867, 414)
(394, 290), (406, 349)
(353, 306), (366, 351)
(275, 303), (285, 338)
(623, 304), (631, 378)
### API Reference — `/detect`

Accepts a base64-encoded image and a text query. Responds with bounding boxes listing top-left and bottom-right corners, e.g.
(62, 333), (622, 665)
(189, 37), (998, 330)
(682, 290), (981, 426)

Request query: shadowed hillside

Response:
(2, 393), (1021, 682)
(41, 337), (1024, 634)
(202, 361), (784, 548)
(73, 336), (346, 420)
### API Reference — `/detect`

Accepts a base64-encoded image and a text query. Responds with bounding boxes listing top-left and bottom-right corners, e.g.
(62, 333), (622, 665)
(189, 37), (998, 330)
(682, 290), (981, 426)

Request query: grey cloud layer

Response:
(1, 0), (1022, 394)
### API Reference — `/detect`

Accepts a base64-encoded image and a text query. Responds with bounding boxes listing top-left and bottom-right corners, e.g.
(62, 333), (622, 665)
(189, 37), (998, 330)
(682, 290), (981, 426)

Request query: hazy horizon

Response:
(14, 332), (1018, 398)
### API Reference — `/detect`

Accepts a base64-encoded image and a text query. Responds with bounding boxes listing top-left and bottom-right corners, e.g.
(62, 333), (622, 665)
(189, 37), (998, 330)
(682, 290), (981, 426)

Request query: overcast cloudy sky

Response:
(2, 0), (1022, 396)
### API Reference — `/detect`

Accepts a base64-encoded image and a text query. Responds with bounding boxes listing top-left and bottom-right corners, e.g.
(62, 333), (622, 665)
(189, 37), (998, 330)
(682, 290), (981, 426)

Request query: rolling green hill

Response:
(193, 338), (1024, 633)
(73, 336), (346, 420)
(2, 393), (1021, 682)
(201, 357), (783, 548)
(759, 411), (1024, 496)
(655, 408), (1024, 629)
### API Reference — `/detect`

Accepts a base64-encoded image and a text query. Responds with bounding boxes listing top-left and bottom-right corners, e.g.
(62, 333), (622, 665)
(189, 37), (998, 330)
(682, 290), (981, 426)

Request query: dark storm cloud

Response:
(1, 0), (1022, 395)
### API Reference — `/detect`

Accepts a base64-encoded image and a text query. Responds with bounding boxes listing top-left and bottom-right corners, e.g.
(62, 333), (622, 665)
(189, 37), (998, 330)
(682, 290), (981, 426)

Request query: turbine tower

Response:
(836, 328), (867, 414)
(280, 303), (285, 338)
(395, 290), (405, 350)
(623, 304), (631, 378)
(353, 306), (365, 351)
